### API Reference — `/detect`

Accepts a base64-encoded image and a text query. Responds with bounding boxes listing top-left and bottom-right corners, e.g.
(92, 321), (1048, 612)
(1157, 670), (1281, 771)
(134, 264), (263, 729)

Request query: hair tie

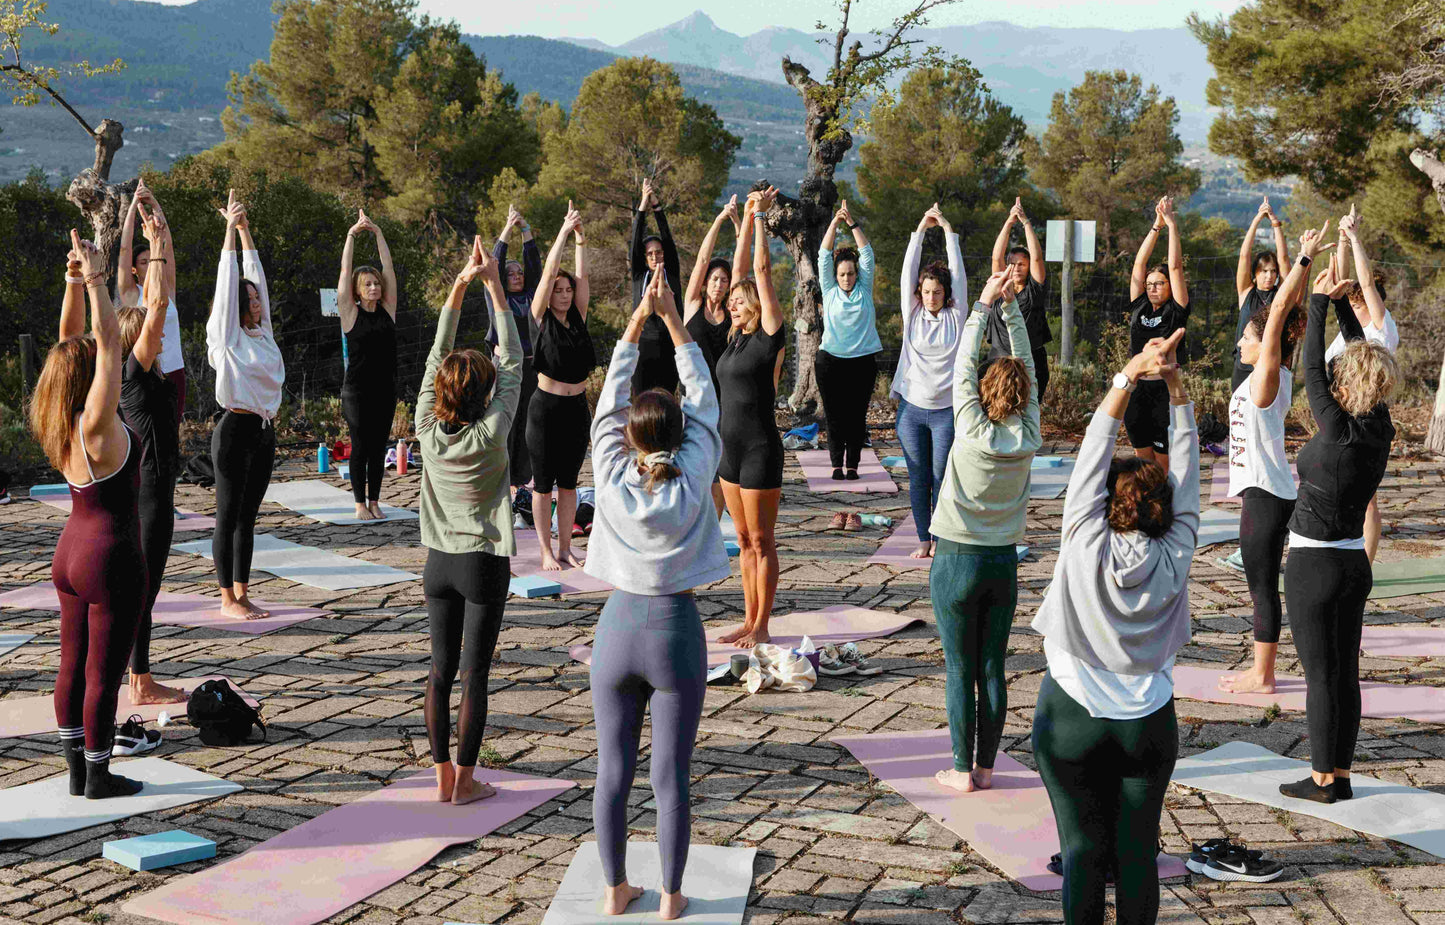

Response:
(642, 451), (676, 467)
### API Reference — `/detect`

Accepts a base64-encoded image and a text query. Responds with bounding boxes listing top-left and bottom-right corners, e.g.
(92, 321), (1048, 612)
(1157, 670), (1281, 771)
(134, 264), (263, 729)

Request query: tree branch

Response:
(833, 0), (851, 76)
(1411, 148), (1445, 217)
(0, 62), (96, 136)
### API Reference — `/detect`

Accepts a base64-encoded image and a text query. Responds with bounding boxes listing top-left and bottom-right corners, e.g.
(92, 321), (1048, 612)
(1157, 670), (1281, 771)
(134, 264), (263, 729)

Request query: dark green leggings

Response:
(1033, 672), (1177, 925)
(929, 540), (1017, 771)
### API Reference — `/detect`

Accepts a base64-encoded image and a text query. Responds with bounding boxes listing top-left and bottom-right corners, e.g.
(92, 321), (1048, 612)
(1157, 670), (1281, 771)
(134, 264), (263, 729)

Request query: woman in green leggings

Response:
(928, 268), (1041, 792)
(1030, 328), (1198, 925)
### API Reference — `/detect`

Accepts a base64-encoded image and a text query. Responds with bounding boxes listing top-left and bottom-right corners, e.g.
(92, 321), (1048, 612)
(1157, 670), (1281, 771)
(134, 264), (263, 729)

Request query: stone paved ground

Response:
(4, 438), (1445, 925)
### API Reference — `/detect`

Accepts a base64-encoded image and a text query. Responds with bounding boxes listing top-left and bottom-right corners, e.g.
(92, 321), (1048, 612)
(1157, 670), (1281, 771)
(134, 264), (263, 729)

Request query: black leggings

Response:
(211, 411), (275, 587)
(342, 387), (394, 504)
(1033, 347), (1051, 402)
(1033, 673), (1177, 925)
(526, 389), (590, 493)
(815, 350), (878, 470)
(508, 357), (537, 488)
(1285, 546), (1371, 773)
(424, 548), (509, 766)
(131, 469), (176, 675)
(1240, 489), (1294, 643)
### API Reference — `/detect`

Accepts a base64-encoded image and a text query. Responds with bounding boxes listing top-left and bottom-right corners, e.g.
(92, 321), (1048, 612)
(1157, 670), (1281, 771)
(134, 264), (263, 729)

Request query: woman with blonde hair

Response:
(32, 230), (147, 799)
(928, 268), (1040, 792)
(415, 237), (522, 806)
(715, 188), (787, 648)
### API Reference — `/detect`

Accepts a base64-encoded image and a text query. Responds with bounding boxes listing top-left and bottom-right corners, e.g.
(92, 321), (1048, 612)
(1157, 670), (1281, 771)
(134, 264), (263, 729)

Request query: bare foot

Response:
(909, 542), (932, 559)
(452, 778), (497, 806)
(368, 501), (384, 520)
(602, 883), (644, 916)
(1218, 670), (1275, 694)
(736, 627), (770, 648)
(129, 674), (188, 705)
(935, 768), (975, 792)
(219, 599), (259, 620)
(561, 550), (585, 569)
(354, 502), (378, 521)
(717, 623), (752, 644)
(660, 891), (689, 920)
(236, 595), (270, 619)
(539, 549), (564, 572)
(435, 762), (455, 802)
(972, 766), (994, 790)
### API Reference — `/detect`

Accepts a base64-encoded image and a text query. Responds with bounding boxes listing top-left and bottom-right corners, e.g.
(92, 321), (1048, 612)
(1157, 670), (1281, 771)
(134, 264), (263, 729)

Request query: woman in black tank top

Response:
(1231, 196), (1290, 391)
(683, 195), (742, 517)
(337, 209), (399, 522)
(1124, 195), (1191, 470)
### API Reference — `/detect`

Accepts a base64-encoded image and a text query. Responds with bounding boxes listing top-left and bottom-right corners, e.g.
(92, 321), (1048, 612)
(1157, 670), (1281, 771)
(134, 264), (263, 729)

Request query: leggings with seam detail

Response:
(1033, 672), (1177, 925)
(424, 548), (509, 766)
(930, 539), (1017, 771)
(211, 411), (276, 587)
(1285, 545), (1371, 773)
(526, 389), (590, 493)
(1240, 488), (1293, 644)
(131, 468), (177, 675)
(342, 387), (394, 504)
(815, 350), (878, 471)
(590, 590), (705, 894)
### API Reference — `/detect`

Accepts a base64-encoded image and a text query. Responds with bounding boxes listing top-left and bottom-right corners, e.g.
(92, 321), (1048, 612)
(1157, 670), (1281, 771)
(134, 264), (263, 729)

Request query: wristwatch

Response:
(1297, 254), (1312, 268)
(1112, 372), (1137, 393)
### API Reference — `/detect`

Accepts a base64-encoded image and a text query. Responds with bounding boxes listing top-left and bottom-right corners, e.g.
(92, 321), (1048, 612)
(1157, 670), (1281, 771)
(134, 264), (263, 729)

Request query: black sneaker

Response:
(1185, 838), (1263, 874)
(1335, 779), (1354, 800)
(112, 714), (161, 757)
(1201, 845), (1284, 883)
(1279, 776), (1336, 804)
(1046, 853), (1117, 883)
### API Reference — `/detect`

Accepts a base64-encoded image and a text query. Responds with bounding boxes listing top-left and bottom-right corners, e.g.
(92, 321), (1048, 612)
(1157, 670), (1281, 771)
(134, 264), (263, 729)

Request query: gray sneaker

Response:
(1223, 549), (1244, 572)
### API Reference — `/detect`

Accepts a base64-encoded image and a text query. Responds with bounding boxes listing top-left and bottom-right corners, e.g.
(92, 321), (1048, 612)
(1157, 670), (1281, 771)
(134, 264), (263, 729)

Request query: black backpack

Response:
(187, 679), (266, 746)
(1197, 412), (1228, 444)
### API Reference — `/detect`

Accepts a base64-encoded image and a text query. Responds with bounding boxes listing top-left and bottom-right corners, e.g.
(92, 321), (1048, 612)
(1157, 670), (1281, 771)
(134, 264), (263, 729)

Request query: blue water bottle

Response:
(317, 442), (330, 474)
(861, 514), (892, 527)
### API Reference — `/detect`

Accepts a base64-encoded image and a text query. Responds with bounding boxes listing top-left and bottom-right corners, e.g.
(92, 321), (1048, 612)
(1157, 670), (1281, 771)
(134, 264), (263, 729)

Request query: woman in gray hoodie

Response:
(1031, 327), (1197, 925)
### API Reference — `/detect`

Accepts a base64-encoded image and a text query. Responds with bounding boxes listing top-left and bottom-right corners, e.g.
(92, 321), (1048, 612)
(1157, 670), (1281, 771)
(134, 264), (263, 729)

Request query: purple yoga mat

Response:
(1209, 461), (1298, 505)
(867, 514), (931, 568)
(797, 449), (899, 494)
(0, 675), (258, 739)
(36, 494), (216, 531)
(834, 729), (1187, 891)
(122, 768), (575, 925)
(570, 605), (924, 669)
(0, 582), (324, 635)
(1173, 665), (1445, 723)
(1360, 625), (1445, 658)
(510, 529), (611, 596)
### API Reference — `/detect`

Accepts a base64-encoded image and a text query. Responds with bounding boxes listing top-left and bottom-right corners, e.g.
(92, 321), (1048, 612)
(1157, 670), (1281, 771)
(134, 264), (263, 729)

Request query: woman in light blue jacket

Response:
(817, 199), (882, 482)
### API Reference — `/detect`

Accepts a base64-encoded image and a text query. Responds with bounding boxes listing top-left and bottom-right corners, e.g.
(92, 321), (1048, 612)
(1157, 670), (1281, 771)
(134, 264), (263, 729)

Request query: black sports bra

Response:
(531, 305), (596, 384)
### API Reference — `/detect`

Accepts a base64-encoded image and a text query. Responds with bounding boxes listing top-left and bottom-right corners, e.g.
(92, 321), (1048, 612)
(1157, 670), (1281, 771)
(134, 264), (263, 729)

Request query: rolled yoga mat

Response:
(123, 768), (575, 925)
(0, 757), (242, 840)
(511, 528), (611, 596)
(1172, 665), (1445, 724)
(172, 534), (420, 591)
(570, 605), (924, 670)
(1174, 741), (1445, 860)
(866, 514), (1027, 569)
(35, 493), (216, 532)
(0, 582), (325, 635)
(263, 480), (419, 525)
(0, 675), (259, 739)
(797, 449), (899, 494)
(543, 842), (756, 925)
(834, 728), (1187, 891)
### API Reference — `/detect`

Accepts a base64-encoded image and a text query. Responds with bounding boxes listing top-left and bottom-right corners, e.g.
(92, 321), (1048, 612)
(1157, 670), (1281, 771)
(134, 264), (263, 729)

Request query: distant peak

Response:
(680, 10), (717, 28)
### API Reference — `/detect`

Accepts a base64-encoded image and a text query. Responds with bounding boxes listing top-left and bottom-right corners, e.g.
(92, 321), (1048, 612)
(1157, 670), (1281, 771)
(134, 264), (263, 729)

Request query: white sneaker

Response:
(816, 645), (855, 676)
(839, 642), (883, 676)
(112, 714), (161, 757)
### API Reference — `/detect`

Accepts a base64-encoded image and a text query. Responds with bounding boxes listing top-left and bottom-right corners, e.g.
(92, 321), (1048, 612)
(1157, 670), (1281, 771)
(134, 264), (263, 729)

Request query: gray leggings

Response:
(590, 589), (706, 893)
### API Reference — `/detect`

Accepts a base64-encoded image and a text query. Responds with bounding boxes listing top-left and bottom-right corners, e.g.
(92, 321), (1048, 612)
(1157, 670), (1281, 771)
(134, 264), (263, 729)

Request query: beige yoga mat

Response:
(263, 480), (418, 525)
(172, 534), (419, 591)
(543, 842), (756, 925)
(0, 582), (324, 635)
(0, 676), (258, 739)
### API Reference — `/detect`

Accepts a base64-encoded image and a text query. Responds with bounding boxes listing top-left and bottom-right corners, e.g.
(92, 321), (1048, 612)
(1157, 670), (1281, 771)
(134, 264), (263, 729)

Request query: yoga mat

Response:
(1361, 557), (1445, 600)
(834, 729), (1186, 891)
(571, 605), (924, 669)
(263, 480), (418, 525)
(0, 757), (242, 840)
(512, 529), (611, 596)
(36, 494), (216, 532)
(543, 842), (755, 925)
(1359, 625), (1445, 658)
(123, 768), (575, 925)
(797, 449), (899, 494)
(1029, 458), (1076, 500)
(0, 675), (258, 739)
(866, 515), (1027, 570)
(1174, 741), (1445, 860)
(0, 633), (32, 658)
(1208, 461), (1298, 504)
(1196, 508), (1241, 548)
(1172, 665), (1445, 724)
(172, 535), (419, 591)
(0, 582), (324, 635)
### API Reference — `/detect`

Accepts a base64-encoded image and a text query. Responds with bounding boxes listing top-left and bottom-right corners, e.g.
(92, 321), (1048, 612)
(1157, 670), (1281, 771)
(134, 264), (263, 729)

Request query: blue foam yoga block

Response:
(725, 540), (741, 557)
(880, 456), (906, 468)
(29, 483), (68, 497)
(510, 575), (561, 598)
(103, 830), (215, 871)
(1032, 456), (1063, 468)
(336, 462), (350, 481)
(1016, 545), (1029, 562)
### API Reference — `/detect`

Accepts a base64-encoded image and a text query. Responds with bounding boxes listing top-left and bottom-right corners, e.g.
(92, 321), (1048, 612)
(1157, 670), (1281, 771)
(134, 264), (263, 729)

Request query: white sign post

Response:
(1045, 221), (1096, 366)
(320, 288), (346, 371)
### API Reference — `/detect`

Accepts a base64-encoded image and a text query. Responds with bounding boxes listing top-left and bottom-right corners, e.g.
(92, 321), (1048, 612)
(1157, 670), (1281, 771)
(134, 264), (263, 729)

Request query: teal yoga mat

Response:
(1275, 555), (1445, 600)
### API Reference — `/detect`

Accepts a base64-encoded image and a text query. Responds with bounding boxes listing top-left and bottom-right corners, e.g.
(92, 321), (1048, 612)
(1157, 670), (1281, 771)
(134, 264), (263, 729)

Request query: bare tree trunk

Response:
(1410, 148), (1445, 455)
(64, 118), (131, 278)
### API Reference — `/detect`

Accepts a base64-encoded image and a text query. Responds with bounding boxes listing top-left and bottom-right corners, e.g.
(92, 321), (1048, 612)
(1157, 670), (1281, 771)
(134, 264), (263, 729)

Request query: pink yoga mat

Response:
(510, 529), (611, 596)
(0, 675), (258, 739)
(37, 495), (215, 531)
(1209, 461), (1298, 504)
(867, 514), (931, 568)
(571, 605), (923, 669)
(834, 728), (1187, 891)
(122, 768), (575, 925)
(1173, 665), (1445, 723)
(0, 582), (324, 635)
(1359, 625), (1445, 658)
(798, 449), (899, 493)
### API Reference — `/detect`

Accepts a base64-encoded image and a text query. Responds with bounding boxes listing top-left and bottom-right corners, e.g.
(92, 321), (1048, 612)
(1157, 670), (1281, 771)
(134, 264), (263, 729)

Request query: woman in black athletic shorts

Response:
(1124, 196), (1190, 470)
(715, 188), (786, 649)
(630, 178), (682, 395)
(683, 195), (741, 517)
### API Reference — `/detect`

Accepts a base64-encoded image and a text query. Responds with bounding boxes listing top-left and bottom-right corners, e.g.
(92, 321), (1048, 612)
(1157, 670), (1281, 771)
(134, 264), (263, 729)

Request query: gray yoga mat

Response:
(172, 534), (419, 591)
(0, 633), (33, 659)
(542, 842), (755, 925)
(264, 480), (418, 525)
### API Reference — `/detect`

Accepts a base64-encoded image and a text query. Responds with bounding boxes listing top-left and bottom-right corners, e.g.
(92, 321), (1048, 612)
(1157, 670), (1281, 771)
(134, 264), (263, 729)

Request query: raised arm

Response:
(574, 222), (589, 320)
(820, 207), (844, 253)
(1131, 200), (1163, 300)
(475, 243), (522, 445)
(654, 202), (681, 290)
(60, 250), (86, 341)
(207, 193), (245, 361)
(130, 203), (170, 372)
(839, 199), (869, 251)
(521, 219), (542, 293)
(733, 195), (756, 284)
(1237, 198), (1268, 298)
(116, 190), (141, 307)
(900, 219), (926, 329)
(1269, 199), (1290, 270)
(337, 212), (362, 331)
(73, 230), (122, 445)
(685, 198), (736, 322)
(531, 203), (581, 324)
(990, 202), (1016, 274)
(1158, 337), (1198, 528)
(1303, 264), (1355, 440)
(629, 180), (652, 280)
(955, 271), (1016, 430)
(1162, 197), (1188, 307)
(418, 239), (480, 430)
(753, 188), (784, 337)
(1252, 225), (1328, 408)
(1343, 214), (1387, 330)
(945, 222), (967, 306)
(371, 213), (398, 318)
(1000, 296), (1041, 439)
(592, 273), (656, 484)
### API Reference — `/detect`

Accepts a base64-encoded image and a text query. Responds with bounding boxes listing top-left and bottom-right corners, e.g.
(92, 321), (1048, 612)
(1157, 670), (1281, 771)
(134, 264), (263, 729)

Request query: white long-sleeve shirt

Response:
(889, 230), (967, 410)
(207, 249), (284, 419)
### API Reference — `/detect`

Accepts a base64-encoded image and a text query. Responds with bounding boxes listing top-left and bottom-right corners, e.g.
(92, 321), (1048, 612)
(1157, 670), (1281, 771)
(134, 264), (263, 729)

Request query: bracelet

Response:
(1271, 220), (1282, 227)
(65, 275), (84, 285)
(1151, 224), (1164, 233)
(848, 221), (859, 229)
(149, 257), (168, 264)
(83, 270), (107, 287)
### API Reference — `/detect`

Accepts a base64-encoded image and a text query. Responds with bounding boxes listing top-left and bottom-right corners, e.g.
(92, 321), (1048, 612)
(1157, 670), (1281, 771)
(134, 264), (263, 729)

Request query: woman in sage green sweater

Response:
(415, 237), (522, 807)
(928, 268), (1041, 792)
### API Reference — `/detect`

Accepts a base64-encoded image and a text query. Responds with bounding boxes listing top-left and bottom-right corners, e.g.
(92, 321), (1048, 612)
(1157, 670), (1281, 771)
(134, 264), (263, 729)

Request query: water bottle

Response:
(395, 439), (408, 475)
(317, 443), (330, 474)
(861, 514), (892, 527)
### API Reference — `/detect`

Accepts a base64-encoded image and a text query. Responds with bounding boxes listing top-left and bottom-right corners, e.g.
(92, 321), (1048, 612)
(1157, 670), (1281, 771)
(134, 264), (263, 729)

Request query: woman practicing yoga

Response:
(988, 196), (1050, 399)
(416, 237), (522, 805)
(929, 268), (1040, 792)
(683, 195), (741, 517)
(336, 208), (398, 521)
(585, 269), (729, 919)
(1124, 196), (1190, 470)
(1278, 229), (1397, 805)
(817, 199), (881, 482)
(33, 230), (147, 799)
(116, 201), (187, 706)
(891, 203), (966, 558)
(1217, 227), (1311, 696)
(207, 190), (284, 620)
(528, 203), (595, 571)
(716, 188), (787, 648)
(1032, 328), (1196, 925)
(485, 204), (542, 492)
(630, 178), (682, 395)
(1230, 196), (1289, 392)
(117, 178), (186, 422)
